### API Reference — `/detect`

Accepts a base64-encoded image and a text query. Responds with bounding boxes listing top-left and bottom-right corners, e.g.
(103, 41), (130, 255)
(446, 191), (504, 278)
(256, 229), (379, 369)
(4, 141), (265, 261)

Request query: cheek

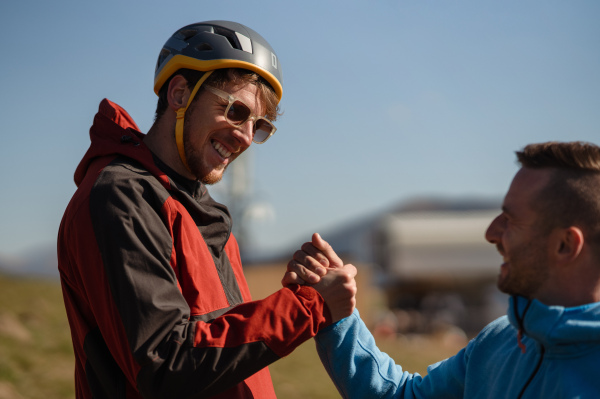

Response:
(503, 230), (518, 249)
(188, 124), (212, 147)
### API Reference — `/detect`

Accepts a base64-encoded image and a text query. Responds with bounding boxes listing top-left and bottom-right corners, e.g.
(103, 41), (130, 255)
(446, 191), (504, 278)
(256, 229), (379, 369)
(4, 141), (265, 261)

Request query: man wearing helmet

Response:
(57, 21), (357, 399)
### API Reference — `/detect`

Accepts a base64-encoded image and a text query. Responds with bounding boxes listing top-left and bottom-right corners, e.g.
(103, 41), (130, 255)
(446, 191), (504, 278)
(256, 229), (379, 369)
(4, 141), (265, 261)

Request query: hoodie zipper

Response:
(517, 345), (545, 399)
(514, 298), (545, 399)
(514, 299), (531, 354)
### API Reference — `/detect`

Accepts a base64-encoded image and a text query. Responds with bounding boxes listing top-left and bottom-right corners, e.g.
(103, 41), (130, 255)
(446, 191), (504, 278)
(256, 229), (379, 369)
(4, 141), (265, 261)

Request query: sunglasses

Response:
(203, 85), (277, 144)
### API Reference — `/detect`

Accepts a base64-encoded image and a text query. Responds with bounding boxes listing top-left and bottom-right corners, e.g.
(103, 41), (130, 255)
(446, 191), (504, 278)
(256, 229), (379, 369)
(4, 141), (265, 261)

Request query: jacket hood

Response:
(508, 296), (600, 354)
(74, 99), (170, 190)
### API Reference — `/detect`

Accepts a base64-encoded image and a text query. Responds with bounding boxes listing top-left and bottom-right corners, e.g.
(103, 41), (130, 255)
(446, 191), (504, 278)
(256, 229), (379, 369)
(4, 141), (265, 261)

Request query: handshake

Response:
(282, 233), (358, 322)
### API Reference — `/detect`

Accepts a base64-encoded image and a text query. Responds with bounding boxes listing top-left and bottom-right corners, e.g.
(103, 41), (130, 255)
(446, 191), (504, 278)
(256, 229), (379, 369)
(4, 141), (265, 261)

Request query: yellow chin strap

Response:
(175, 70), (214, 173)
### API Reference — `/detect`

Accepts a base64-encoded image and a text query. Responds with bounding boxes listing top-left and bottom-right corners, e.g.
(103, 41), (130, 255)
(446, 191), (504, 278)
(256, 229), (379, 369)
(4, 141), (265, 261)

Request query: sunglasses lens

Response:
(253, 119), (274, 143)
(227, 101), (251, 125)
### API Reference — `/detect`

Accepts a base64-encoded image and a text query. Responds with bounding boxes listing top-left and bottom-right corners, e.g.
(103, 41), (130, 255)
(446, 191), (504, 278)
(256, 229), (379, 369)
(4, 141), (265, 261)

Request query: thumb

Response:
(312, 232), (326, 248)
(312, 233), (343, 268)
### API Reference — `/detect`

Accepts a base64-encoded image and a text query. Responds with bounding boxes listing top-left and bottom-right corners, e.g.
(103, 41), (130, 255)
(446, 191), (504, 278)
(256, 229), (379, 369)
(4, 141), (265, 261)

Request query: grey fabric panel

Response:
(90, 157), (189, 356)
(136, 337), (280, 398)
(190, 306), (234, 323)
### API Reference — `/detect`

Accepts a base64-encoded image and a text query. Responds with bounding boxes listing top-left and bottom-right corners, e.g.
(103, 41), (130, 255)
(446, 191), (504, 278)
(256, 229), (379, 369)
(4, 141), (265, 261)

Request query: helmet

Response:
(154, 20), (283, 102)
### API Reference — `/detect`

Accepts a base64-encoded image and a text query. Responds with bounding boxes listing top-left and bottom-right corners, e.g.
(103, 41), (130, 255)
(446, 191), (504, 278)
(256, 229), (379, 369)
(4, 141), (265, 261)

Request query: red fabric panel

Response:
(161, 197), (230, 315)
(193, 285), (330, 358)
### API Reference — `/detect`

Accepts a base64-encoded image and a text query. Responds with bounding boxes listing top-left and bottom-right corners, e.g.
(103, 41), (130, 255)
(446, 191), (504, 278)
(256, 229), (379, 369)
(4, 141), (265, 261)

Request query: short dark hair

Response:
(154, 68), (281, 122)
(517, 141), (600, 256)
(516, 141), (600, 171)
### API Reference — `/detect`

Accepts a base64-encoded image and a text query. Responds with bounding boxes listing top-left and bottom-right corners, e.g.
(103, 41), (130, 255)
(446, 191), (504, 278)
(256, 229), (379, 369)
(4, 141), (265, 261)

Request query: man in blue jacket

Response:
(285, 141), (600, 398)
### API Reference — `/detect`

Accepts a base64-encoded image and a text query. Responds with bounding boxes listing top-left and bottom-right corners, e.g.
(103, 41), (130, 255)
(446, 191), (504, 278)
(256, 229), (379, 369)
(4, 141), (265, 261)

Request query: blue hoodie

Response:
(315, 296), (600, 398)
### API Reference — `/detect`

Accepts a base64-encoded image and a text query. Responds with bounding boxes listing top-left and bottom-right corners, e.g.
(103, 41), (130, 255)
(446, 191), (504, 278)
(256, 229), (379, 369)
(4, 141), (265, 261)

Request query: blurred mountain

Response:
(0, 242), (58, 279)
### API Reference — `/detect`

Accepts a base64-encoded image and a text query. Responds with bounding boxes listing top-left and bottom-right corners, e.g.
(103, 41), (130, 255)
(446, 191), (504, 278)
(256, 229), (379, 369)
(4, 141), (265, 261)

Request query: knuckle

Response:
(289, 260), (306, 276)
(297, 265), (309, 277)
(286, 260), (295, 271)
(305, 256), (318, 266)
(301, 242), (313, 252)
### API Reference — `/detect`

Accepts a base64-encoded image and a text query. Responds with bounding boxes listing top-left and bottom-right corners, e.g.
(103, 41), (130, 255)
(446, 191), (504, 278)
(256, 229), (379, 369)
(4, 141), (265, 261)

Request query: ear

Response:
(554, 226), (584, 264)
(166, 75), (190, 110)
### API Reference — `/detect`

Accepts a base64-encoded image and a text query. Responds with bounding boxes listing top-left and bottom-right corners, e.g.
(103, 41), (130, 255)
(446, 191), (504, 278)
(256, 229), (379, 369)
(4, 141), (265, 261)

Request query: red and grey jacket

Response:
(58, 99), (332, 399)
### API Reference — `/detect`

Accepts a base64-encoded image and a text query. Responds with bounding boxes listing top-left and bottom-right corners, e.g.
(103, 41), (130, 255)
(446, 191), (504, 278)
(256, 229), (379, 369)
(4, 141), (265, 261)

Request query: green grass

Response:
(0, 267), (464, 398)
(0, 274), (75, 399)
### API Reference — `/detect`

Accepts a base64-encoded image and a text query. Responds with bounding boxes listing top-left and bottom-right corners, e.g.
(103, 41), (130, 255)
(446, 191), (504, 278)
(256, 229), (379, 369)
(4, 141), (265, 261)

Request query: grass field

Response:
(0, 264), (465, 399)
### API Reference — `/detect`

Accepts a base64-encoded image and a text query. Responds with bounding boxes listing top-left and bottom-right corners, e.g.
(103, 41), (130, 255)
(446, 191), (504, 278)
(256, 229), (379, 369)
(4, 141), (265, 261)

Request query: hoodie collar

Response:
(508, 296), (600, 353)
(74, 99), (171, 191)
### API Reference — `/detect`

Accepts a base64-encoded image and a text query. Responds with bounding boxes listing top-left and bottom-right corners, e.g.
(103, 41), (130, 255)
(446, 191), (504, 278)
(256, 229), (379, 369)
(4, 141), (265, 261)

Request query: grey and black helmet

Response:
(154, 20), (283, 102)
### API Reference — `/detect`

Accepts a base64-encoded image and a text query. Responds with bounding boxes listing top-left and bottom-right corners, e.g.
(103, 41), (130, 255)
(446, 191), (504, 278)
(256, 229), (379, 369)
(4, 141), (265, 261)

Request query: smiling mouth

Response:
(212, 141), (232, 159)
(496, 245), (506, 257)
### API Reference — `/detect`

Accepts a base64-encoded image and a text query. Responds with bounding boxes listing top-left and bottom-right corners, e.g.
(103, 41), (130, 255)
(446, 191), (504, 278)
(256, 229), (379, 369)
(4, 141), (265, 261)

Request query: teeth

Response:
(213, 141), (232, 158)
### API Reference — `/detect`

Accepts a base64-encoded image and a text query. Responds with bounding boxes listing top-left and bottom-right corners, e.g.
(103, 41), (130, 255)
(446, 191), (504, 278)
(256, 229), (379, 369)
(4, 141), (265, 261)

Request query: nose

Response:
(485, 214), (504, 244)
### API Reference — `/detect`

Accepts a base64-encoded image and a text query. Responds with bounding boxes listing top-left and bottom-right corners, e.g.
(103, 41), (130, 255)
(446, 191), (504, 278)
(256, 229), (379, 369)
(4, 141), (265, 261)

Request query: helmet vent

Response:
(213, 26), (241, 50)
(178, 29), (199, 42)
(195, 43), (213, 52)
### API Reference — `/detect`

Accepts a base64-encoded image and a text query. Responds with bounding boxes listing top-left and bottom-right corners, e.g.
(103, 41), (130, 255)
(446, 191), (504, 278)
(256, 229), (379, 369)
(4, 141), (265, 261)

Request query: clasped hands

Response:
(282, 233), (357, 322)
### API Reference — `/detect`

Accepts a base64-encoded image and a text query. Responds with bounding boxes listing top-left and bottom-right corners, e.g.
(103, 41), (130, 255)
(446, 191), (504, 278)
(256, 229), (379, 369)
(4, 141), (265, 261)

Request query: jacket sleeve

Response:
(69, 164), (331, 399)
(315, 309), (467, 399)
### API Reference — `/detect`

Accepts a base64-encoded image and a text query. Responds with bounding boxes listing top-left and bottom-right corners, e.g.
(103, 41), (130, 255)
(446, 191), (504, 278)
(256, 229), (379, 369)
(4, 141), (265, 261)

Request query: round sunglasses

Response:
(203, 85), (277, 144)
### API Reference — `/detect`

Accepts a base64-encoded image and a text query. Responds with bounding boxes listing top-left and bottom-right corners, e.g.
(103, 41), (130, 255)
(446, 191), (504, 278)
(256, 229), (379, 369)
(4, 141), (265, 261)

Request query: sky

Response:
(0, 0), (599, 259)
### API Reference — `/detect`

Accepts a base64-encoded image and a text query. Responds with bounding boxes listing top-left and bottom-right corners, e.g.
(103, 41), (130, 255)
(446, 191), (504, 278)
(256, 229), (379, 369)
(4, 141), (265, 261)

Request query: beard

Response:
(182, 127), (230, 185)
(189, 149), (228, 185)
(496, 235), (550, 298)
